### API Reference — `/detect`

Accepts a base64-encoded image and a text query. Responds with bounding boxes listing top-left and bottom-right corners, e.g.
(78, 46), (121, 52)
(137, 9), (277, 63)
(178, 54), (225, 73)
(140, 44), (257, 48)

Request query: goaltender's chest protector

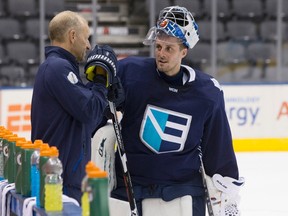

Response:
(118, 57), (220, 155)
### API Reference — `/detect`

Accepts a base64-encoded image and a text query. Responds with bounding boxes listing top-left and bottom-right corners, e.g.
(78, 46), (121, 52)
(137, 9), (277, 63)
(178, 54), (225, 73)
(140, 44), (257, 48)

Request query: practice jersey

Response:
(115, 56), (239, 189)
(31, 46), (107, 189)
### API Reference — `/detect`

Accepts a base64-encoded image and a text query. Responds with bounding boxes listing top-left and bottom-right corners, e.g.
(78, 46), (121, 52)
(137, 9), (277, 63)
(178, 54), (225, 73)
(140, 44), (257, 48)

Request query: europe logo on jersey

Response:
(140, 105), (192, 154)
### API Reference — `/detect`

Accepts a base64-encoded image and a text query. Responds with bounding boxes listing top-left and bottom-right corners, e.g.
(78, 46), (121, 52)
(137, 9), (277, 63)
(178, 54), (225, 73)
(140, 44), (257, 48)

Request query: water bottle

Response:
(15, 139), (27, 193)
(30, 141), (48, 204)
(39, 146), (51, 208)
(8, 136), (26, 183)
(44, 147), (63, 212)
(2, 132), (13, 180)
(3, 133), (18, 183)
(0, 130), (5, 181)
(0, 129), (10, 180)
(81, 161), (99, 216)
(21, 141), (35, 196)
(87, 168), (109, 216)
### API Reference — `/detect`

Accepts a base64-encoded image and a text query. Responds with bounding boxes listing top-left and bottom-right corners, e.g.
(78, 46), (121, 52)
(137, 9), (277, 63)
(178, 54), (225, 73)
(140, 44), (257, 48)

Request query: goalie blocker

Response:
(206, 174), (245, 216)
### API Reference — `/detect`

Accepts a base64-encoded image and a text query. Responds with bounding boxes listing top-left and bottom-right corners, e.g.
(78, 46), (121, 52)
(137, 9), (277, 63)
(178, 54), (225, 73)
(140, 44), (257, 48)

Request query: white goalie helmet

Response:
(143, 5), (199, 49)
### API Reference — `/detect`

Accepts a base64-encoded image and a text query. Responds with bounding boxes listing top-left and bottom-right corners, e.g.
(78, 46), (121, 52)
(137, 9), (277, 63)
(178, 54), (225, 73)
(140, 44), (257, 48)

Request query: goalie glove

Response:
(84, 45), (117, 87)
(107, 76), (125, 111)
(104, 76), (125, 119)
(206, 174), (245, 216)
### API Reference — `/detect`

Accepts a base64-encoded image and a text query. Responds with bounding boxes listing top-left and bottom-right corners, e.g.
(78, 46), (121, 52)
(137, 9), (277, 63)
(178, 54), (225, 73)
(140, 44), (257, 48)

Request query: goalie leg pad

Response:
(109, 197), (131, 216)
(142, 196), (192, 216)
(91, 122), (117, 192)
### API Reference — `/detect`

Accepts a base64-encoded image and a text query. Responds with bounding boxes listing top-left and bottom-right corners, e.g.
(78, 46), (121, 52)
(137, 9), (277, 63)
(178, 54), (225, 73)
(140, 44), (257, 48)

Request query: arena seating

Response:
(0, 0), (285, 86)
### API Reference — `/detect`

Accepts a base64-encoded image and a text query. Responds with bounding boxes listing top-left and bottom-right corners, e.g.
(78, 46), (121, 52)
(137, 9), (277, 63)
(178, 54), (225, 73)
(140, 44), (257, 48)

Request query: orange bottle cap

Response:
(49, 146), (59, 157)
(86, 161), (100, 174)
(9, 136), (18, 142)
(86, 161), (97, 169)
(40, 143), (50, 150)
(40, 145), (52, 156)
(0, 131), (7, 136)
(33, 139), (43, 148)
(34, 139), (43, 144)
(5, 134), (18, 141)
(16, 139), (27, 147)
(2, 131), (13, 138)
(87, 170), (107, 178)
(22, 142), (35, 149)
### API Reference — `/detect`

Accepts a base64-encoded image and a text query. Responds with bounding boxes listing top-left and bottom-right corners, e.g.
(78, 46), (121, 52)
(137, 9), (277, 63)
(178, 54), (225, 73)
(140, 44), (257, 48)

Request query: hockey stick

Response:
(198, 147), (215, 216)
(108, 101), (139, 216)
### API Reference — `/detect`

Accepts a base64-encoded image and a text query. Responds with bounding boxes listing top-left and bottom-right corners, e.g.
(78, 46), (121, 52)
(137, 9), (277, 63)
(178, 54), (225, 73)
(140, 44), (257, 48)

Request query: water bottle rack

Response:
(5, 189), (81, 216)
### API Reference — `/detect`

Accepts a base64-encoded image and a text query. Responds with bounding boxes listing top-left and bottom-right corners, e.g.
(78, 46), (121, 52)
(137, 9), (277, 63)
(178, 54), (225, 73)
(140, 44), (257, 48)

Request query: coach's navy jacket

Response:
(31, 46), (107, 195)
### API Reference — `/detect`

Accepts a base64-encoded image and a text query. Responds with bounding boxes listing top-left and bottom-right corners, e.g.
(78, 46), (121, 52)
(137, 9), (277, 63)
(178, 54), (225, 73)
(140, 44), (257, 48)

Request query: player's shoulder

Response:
(183, 65), (222, 91)
(118, 56), (154, 68)
(197, 69), (221, 91)
(117, 56), (155, 78)
(182, 64), (223, 103)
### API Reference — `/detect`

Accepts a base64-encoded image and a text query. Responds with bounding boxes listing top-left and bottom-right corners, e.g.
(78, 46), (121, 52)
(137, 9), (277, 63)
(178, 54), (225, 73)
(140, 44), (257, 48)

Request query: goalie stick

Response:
(108, 100), (139, 216)
(198, 147), (215, 216)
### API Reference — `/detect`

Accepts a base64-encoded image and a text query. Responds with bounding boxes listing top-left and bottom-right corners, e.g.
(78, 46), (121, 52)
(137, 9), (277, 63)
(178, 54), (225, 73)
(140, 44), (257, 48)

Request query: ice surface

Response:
(236, 152), (288, 216)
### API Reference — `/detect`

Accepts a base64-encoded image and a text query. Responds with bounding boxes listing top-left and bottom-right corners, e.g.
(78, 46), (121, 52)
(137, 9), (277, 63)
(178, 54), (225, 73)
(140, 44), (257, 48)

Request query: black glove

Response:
(108, 76), (125, 111)
(84, 45), (117, 87)
(104, 76), (125, 119)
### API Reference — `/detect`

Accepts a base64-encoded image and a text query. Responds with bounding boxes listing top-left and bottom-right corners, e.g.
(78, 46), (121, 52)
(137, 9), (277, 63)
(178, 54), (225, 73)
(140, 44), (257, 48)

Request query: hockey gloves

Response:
(108, 76), (125, 111)
(85, 44), (125, 116)
(206, 174), (245, 216)
(104, 76), (125, 119)
(85, 45), (117, 87)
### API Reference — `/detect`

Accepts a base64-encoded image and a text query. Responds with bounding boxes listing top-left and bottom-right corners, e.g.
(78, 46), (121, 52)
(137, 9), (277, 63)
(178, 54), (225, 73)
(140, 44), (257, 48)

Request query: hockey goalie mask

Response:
(143, 6), (199, 49)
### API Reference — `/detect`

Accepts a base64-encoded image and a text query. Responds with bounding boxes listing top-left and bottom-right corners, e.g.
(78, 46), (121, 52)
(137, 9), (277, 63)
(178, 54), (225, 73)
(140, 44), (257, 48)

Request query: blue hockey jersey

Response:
(31, 46), (108, 191)
(114, 56), (239, 194)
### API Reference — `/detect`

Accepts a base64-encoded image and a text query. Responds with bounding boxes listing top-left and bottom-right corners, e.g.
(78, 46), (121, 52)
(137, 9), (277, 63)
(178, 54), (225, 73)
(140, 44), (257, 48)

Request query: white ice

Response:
(236, 152), (288, 216)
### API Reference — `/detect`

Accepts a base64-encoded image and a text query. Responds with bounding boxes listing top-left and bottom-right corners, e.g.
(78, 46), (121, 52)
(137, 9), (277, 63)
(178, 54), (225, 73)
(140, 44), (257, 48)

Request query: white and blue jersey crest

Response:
(140, 105), (192, 154)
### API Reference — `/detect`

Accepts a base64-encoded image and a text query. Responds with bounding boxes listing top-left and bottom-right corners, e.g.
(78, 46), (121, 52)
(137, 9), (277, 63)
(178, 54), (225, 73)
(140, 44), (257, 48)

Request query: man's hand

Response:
(206, 174), (245, 216)
(84, 45), (117, 87)
(108, 76), (125, 111)
(104, 76), (125, 119)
